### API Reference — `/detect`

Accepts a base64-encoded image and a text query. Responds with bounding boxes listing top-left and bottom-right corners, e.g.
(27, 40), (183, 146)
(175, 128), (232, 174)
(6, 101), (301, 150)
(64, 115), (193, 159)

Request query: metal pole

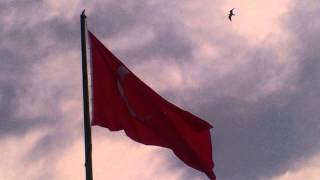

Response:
(80, 10), (93, 180)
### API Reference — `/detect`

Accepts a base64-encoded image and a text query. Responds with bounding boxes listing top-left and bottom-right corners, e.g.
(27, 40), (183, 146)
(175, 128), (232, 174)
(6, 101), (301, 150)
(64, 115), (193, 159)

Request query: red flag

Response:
(89, 31), (215, 179)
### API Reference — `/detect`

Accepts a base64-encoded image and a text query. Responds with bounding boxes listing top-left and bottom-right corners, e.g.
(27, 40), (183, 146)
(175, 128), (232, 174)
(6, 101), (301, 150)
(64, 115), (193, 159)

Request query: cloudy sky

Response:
(1, 0), (320, 179)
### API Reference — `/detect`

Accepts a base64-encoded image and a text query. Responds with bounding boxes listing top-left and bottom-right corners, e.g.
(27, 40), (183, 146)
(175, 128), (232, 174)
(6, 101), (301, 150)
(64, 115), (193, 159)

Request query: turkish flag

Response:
(89, 31), (215, 179)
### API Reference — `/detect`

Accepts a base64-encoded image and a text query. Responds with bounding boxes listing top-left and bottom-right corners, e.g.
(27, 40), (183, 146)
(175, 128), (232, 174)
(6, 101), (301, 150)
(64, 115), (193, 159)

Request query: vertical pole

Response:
(80, 10), (93, 180)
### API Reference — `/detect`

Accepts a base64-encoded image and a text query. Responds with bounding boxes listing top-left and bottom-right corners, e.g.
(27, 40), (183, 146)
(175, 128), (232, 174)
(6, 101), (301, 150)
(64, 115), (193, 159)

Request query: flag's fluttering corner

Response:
(89, 31), (215, 179)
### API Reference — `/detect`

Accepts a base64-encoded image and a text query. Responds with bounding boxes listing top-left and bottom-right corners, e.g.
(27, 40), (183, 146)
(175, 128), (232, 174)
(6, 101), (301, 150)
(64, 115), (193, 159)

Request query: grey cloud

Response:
(88, 1), (139, 38)
(88, 0), (194, 65)
(87, 0), (163, 38)
(148, 2), (320, 180)
(0, 85), (21, 135)
(1, 0), (320, 180)
(123, 23), (194, 63)
(0, 1), (197, 178)
(0, 6), (83, 179)
(45, 17), (80, 49)
(170, 2), (320, 180)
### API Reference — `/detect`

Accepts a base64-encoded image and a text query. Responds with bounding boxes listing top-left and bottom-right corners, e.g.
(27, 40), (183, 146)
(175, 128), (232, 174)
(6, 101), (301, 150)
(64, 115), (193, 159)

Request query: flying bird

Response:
(228, 8), (235, 21)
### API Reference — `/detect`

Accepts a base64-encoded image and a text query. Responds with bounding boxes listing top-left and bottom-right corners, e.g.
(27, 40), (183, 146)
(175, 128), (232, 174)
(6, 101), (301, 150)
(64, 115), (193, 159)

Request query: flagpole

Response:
(80, 10), (93, 180)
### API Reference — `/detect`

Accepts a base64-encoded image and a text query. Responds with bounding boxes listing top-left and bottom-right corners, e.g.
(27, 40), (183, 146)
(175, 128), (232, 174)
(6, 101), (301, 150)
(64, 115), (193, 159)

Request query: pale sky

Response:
(1, 0), (320, 180)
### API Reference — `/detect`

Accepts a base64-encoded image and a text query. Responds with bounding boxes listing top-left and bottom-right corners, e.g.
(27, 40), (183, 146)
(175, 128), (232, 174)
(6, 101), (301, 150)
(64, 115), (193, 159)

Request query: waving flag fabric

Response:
(89, 31), (215, 179)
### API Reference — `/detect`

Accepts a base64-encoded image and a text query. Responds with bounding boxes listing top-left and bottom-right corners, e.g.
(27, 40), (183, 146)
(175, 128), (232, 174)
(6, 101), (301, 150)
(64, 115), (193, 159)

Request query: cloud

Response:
(0, 128), (185, 180)
(269, 153), (320, 180)
(0, 129), (50, 180)
(1, 0), (320, 180)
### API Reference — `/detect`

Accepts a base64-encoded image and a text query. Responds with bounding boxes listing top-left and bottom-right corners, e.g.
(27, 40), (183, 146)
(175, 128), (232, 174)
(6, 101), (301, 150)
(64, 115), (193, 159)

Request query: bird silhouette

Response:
(228, 8), (235, 21)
